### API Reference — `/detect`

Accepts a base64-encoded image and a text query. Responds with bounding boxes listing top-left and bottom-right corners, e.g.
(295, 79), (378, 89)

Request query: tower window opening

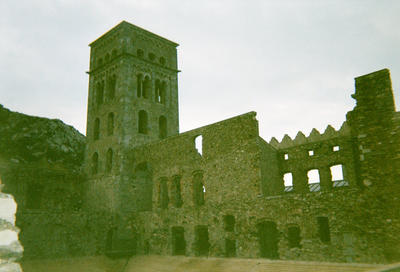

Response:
(195, 135), (203, 156)
(136, 74), (143, 98)
(143, 76), (151, 99)
(333, 145), (340, 151)
(284, 153), (289, 160)
(92, 152), (99, 175)
(107, 75), (116, 100)
(308, 150), (314, 156)
(94, 118), (100, 140)
(107, 113), (114, 136)
(148, 52), (155, 61)
(137, 49), (144, 58)
(138, 110), (148, 134)
(160, 81), (166, 104)
(111, 49), (117, 59)
(159, 116), (167, 139)
(96, 81), (104, 106)
(155, 79), (161, 103)
(106, 148), (113, 173)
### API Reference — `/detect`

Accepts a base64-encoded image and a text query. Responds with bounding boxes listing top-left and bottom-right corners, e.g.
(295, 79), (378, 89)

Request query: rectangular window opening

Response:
(317, 216), (331, 243)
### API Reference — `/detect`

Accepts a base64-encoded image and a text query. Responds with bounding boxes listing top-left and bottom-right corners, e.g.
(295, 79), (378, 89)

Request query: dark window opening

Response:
(317, 217), (331, 243)
(159, 116), (167, 139)
(26, 183), (43, 210)
(171, 226), (186, 255)
(159, 57), (166, 65)
(94, 118), (100, 140)
(172, 176), (183, 208)
(160, 81), (166, 104)
(96, 81), (104, 106)
(159, 177), (169, 209)
(107, 75), (116, 100)
(137, 74), (143, 98)
(194, 225), (209, 256)
(138, 110), (148, 134)
(92, 152), (99, 175)
(107, 112), (114, 136)
(225, 239), (236, 257)
(143, 76), (151, 99)
(193, 171), (205, 206)
(106, 148), (113, 173)
(134, 162), (153, 211)
(137, 49), (144, 58)
(155, 79), (161, 102)
(148, 52), (155, 61)
(288, 226), (301, 248)
(224, 215), (235, 232)
(111, 49), (117, 59)
(257, 221), (279, 259)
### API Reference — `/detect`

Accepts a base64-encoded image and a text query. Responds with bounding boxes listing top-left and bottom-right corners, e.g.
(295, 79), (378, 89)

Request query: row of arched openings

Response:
(91, 148), (113, 175)
(93, 113), (114, 140)
(95, 75), (117, 106)
(136, 74), (167, 104)
(138, 110), (168, 139)
(283, 164), (346, 192)
(94, 49), (118, 68)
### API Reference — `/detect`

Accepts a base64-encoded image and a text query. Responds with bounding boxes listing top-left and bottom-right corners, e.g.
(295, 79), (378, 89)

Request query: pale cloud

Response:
(0, 0), (399, 141)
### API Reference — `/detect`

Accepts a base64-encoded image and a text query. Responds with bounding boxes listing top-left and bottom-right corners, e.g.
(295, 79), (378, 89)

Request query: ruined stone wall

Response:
(0, 105), (97, 259)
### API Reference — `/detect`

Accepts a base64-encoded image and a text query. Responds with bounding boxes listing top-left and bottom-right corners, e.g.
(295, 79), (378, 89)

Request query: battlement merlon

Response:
(89, 20), (179, 48)
(269, 122), (350, 149)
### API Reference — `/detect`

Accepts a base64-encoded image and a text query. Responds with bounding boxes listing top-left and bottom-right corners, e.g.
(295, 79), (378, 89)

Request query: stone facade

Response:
(1, 21), (400, 264)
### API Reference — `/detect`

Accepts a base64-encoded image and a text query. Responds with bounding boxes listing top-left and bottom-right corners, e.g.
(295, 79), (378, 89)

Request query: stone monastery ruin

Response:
(1, 21), (400, 264)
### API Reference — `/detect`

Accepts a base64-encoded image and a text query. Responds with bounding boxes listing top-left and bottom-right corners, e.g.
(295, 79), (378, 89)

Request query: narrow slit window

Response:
(138, 110), (148, 134)
(107, 113), (114, 136)
(94, 118), (100, 140)
(106, 148), (113, 173)
(159, 116), (167, 139)
(92, 152), (99, 175)
(136, 74), (143, 98)
(284, 153), (289, 160)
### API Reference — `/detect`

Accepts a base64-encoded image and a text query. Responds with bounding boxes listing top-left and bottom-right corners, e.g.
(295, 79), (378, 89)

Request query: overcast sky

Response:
(1, 0), (399, 142)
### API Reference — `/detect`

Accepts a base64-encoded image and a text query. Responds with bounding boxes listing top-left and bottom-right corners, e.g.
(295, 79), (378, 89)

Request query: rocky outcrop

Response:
(0, 105), (85, 172)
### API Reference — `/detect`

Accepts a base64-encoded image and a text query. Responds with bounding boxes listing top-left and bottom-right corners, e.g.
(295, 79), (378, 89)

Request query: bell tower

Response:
(84, 21), (179, 212)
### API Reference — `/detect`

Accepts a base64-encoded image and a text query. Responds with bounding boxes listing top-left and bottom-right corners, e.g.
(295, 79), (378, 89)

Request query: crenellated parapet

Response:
(269, 122), (350, 149)
(265, 121), (357, 195)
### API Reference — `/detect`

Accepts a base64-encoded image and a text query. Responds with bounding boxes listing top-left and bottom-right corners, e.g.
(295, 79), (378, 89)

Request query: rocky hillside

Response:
(0, 105), (85, 172)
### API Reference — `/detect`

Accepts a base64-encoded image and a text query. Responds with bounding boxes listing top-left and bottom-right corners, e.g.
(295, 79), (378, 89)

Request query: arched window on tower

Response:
(106, 148), (113, 173)
(138, 110), (148, 134)
(155, 79), (161, 102)
(96, 81), (104, 106)
(107, 113), (114, 136)
(143, 76), (151, 99)
(137, 74), (143, 98)
(160, 81), (167, 104)
(159, 116), (167, 139)
(94, 118), (100, 140)
(92, 152), (99, 175)
(107, 75), (116, 100)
